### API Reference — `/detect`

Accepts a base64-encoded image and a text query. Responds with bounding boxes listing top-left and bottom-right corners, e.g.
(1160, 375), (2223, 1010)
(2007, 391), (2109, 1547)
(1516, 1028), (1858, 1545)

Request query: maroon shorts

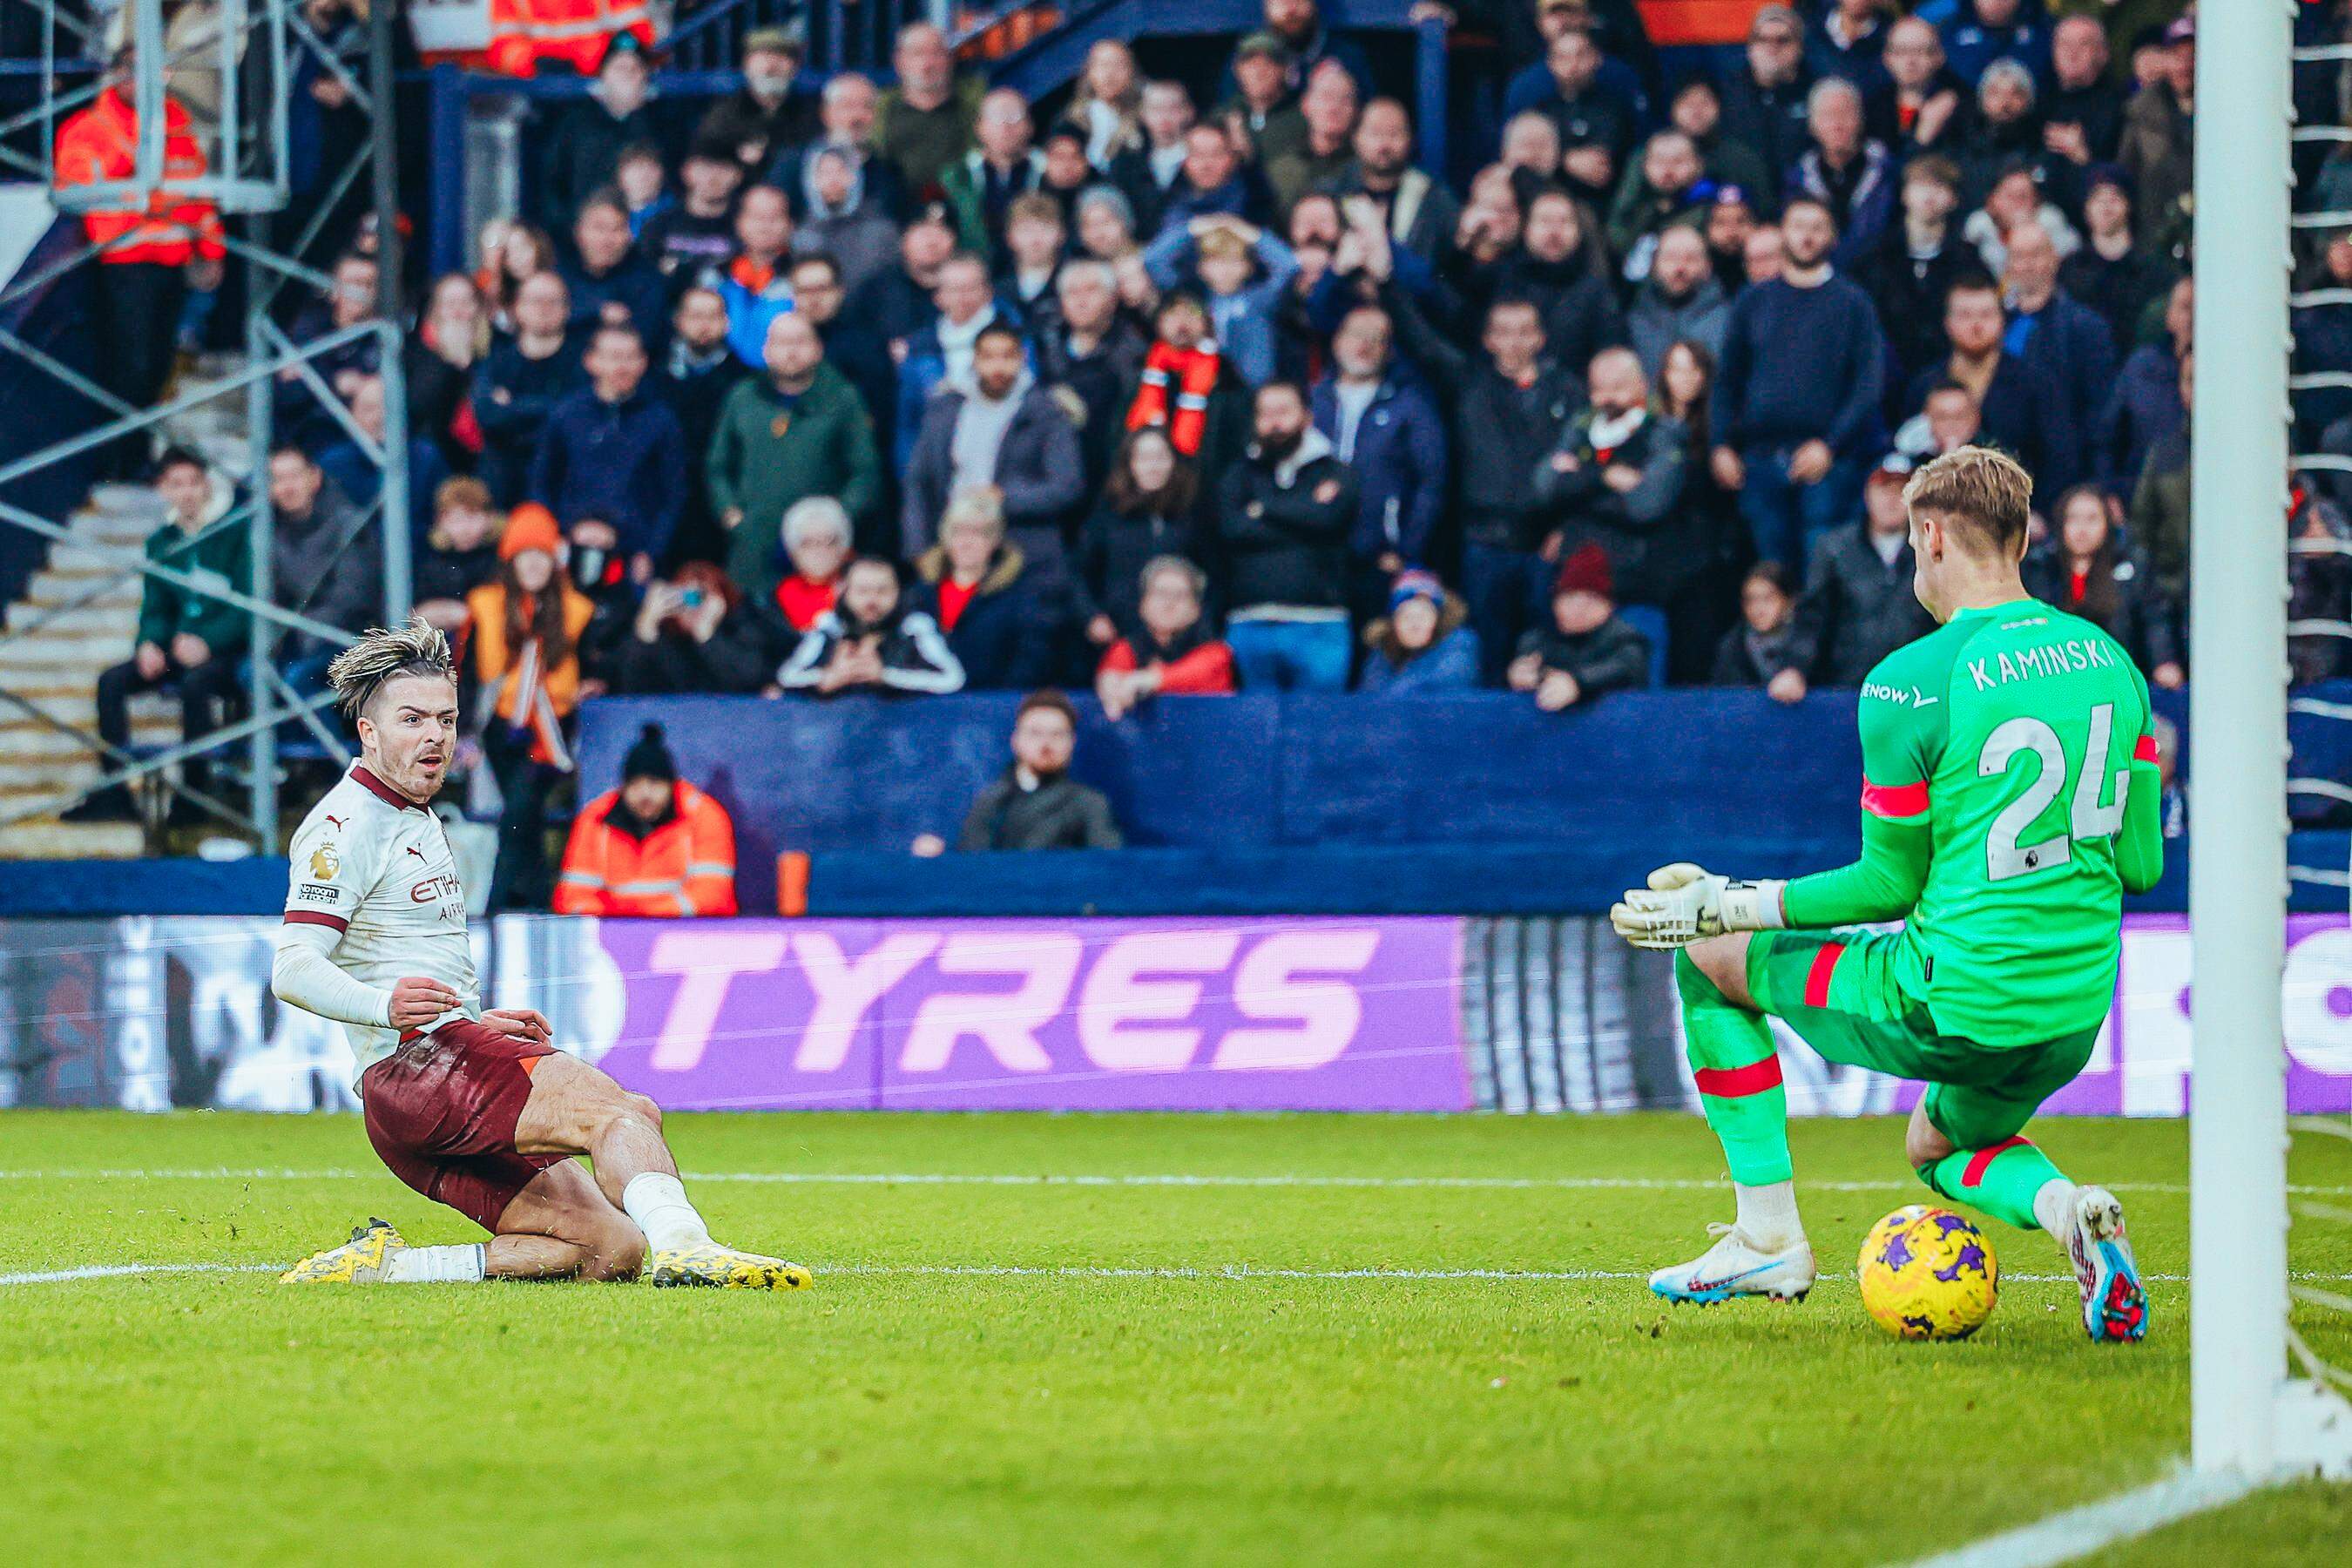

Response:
(360, 1019), (562, 1232)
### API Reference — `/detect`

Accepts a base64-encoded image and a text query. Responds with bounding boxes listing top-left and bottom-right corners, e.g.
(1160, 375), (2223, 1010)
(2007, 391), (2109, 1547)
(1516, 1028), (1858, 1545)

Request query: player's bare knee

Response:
(1905, 1104), (1956, 1167)
(1676, 934), (1754, 1010)
(584, 1085), (661, 1145)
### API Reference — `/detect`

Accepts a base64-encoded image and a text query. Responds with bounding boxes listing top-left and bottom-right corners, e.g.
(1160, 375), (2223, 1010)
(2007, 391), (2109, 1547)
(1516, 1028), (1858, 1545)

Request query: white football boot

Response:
(2055, 1185), (2148, 1342)
(1648, 1223), (1818, 1305)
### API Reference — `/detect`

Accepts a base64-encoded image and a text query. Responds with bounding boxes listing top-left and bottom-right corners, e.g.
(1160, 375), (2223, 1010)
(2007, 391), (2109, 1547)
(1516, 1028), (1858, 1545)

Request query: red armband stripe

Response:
(1693, 1057), (1783, 1098)
(1801, 940), (1847, 1008)
(1860, 779), (1930, 818)
(1961, 1135), (2033, 1188)
(282, 911), (348, 932)
(2132, 733), (2159, 763)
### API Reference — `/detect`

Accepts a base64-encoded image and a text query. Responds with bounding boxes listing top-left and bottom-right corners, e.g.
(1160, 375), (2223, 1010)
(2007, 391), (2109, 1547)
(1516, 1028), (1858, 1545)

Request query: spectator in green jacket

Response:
(64, 448), (251, 823)
(706, 313), (884, 602)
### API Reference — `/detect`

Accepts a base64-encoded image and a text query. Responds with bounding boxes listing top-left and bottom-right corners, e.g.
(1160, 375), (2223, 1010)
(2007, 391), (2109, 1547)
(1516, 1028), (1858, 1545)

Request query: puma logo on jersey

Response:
(322, 814), (345, 831)
(404, 846), (426, 861)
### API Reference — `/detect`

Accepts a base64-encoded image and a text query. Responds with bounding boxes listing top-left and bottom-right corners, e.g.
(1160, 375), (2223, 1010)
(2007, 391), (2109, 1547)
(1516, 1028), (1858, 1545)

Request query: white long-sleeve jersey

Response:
(274, 763), (478, 1086)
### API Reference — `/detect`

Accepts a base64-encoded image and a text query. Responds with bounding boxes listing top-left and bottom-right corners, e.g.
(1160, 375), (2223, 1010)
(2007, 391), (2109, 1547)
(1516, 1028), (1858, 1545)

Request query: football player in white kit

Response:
(274, 617), (809, 1289)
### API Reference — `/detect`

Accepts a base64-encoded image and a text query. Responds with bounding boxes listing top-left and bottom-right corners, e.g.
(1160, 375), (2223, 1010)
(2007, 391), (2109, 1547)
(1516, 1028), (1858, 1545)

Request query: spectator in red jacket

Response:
(554, 723), (740, 917)
(1096, 556), (1235, 718)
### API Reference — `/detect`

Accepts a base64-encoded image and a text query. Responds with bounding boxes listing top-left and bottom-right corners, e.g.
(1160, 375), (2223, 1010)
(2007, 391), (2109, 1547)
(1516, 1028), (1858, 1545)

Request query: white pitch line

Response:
(1894, 1464), (2261, 1568)
(9, 1167), (2351, 1196)
(13, 1256), (2350, 1290)
(0, 1262), (280, 1287)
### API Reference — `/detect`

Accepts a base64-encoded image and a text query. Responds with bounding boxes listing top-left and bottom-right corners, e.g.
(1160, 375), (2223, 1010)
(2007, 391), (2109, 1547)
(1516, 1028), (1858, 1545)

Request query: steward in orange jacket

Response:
(54, 69), (228, 478)
(485, 0), (655, 78)
(555, 723), (739, 916)
(53, 81), (227, 267)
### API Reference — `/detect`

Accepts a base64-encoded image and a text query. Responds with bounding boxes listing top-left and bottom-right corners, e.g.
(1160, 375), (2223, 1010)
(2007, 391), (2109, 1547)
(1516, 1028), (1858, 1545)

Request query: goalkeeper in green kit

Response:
(1614, 446), (2155, 1342)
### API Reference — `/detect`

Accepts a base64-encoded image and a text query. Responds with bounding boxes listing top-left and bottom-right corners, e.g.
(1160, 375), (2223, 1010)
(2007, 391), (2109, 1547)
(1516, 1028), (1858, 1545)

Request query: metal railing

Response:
(0, 0), (409, 847)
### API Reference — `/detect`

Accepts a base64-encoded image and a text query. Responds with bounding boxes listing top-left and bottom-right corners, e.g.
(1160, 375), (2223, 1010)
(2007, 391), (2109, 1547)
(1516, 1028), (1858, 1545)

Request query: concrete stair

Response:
(0, 358), (256, 860)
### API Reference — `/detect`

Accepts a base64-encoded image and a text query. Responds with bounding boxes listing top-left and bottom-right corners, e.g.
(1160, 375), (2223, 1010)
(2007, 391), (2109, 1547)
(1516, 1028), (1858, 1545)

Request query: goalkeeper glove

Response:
(1609, 862), (1787, 950)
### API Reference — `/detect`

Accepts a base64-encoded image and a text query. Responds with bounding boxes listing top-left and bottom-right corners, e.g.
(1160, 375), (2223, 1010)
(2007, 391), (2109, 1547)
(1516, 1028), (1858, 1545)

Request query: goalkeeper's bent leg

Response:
(1676, 945), (1794, 1190)
(1917, 1135), (2071, 1232)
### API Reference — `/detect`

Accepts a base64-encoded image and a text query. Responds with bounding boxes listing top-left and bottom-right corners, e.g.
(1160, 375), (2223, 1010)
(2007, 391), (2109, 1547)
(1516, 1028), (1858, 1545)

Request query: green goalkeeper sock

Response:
(1918, 1135), (2070, 1231)
(1675, 950), (1792, 1187)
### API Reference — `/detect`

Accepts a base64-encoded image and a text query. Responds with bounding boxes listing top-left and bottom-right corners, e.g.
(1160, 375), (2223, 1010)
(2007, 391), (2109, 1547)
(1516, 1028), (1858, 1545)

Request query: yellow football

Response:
(1856, 1205), (1999, 1341)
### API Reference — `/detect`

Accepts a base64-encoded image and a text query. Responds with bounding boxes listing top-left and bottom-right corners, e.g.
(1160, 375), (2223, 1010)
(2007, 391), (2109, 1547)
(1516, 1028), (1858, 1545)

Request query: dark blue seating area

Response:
(570, 685), (2244, 915)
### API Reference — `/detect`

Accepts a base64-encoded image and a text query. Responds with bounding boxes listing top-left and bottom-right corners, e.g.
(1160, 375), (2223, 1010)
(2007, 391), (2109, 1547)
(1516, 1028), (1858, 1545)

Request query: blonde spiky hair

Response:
(326, 614), (456, 722)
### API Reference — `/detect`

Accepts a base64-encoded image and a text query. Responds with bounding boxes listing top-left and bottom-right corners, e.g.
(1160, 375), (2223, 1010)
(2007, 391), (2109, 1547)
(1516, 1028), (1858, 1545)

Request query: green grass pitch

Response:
(3, 1109), (2347, 1565)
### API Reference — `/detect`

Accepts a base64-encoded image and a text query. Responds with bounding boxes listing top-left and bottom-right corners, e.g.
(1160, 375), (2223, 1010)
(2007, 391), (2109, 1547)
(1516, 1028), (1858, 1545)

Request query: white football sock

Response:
(622, 1172), (713, 1254)
(1734, 1180), (1804, 1251)
(2031, 1178), (2080, 1239)
(381, 1243), (486, 1284)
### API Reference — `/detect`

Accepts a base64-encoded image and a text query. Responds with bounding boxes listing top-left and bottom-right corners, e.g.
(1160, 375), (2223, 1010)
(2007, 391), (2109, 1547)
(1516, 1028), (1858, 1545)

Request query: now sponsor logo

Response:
(580, 918), (1468, 1111)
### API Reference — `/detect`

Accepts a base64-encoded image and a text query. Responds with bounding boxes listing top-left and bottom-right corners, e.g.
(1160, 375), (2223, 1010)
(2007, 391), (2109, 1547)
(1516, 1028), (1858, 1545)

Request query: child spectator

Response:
(999, 193), (1067, 316)
(704, 185), (798, 368)
(1142, 216), (1301, 389)
(613, 143), (672, 237)
(1097, 557), (1236, 719)
(1358, 571), (1480, 697)
(1508, 544), (1652, 712)
(466, 504), (598, 909)
(641, 138), (747, 286)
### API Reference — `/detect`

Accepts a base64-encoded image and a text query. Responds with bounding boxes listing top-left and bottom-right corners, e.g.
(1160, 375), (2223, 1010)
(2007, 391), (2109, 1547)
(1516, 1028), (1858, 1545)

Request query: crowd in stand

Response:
(54, 0), (2352, 883)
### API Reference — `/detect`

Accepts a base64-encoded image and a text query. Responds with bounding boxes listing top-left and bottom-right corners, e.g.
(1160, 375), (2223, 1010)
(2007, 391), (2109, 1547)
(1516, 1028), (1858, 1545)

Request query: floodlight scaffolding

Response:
(0, 0), (409, 848)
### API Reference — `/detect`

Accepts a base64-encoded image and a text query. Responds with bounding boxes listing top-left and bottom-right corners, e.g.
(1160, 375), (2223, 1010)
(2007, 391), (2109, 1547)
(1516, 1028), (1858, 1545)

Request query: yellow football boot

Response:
(280, 1217), (406, 1283)
(646, 1243), (813, 1290)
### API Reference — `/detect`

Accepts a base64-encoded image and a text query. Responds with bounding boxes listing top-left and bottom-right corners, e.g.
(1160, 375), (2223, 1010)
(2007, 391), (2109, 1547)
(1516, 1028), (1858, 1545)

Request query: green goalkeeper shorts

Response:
(1742, 928), (2100, 1151)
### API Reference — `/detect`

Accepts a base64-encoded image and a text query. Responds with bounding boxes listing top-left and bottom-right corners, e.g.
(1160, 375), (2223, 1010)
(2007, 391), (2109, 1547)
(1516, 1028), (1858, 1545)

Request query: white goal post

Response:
(2192, 0), (2352, 1484)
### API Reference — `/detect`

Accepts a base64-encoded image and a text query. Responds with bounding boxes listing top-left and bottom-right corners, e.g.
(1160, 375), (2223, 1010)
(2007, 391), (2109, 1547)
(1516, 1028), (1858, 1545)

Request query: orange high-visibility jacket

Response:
(484, 0), (655, 78)
(53, 87), (226, 267)
(554, 780), (739, 917)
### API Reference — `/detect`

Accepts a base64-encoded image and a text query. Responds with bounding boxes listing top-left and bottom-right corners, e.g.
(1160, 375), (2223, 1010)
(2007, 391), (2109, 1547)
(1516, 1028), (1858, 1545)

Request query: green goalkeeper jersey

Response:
(1780, 598), (2166, 1045)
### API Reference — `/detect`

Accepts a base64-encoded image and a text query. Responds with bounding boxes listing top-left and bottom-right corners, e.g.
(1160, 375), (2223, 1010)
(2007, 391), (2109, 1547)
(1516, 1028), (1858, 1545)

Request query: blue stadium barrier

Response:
(564, 686), (2274, 916)
(0, 832), (2334, 918)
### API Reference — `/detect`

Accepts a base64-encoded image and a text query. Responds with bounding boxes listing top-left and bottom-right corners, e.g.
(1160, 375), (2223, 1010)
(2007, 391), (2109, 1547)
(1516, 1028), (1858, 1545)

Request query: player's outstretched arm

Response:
(2116, 731), (2165, 895)
(1781, 812), (1932, 928)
